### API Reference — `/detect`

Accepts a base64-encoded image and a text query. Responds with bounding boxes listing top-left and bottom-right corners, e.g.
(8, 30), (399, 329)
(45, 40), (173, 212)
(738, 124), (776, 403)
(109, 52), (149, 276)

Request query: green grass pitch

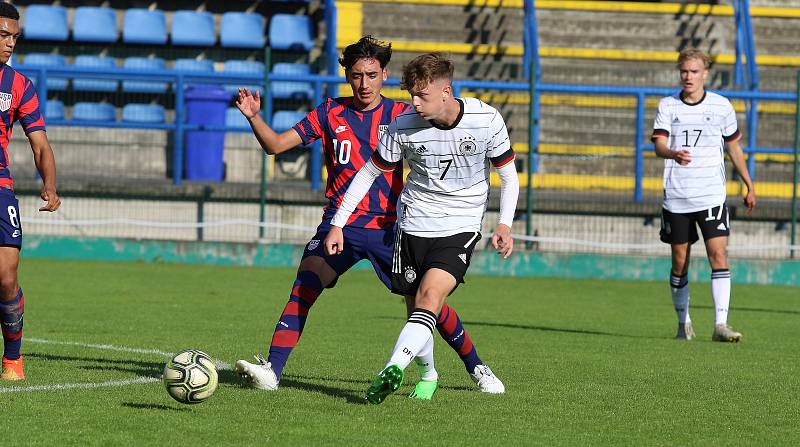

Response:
(5, 259), (799, 445)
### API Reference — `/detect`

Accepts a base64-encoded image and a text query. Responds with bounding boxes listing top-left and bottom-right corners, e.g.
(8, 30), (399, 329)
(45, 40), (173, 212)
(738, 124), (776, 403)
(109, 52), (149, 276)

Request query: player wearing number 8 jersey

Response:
(0, 2), (61, 381)
(234, 37), (504, 397)
(652, 47), (755, 343)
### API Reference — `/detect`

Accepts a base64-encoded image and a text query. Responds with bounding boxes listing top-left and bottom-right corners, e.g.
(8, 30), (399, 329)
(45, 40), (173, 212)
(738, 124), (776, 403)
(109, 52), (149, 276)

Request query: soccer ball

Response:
(163, 349), (218, 404)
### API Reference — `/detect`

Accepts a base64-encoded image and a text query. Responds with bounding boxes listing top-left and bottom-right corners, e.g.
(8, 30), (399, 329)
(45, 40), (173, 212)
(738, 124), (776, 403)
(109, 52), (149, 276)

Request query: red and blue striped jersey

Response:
(0, 64), (46, 188)
(293, 96), (410, 229)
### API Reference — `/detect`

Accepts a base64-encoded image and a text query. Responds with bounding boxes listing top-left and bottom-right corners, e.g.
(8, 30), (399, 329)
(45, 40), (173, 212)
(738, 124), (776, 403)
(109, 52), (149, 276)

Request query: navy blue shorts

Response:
(302, 219), (395, 290)
(0, 189), (22, 248)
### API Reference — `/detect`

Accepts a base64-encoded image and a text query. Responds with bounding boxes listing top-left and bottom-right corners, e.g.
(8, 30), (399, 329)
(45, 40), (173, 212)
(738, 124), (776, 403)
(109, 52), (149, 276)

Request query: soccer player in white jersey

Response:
(652, 48), (755, 342)
(324, 53), (519, 404)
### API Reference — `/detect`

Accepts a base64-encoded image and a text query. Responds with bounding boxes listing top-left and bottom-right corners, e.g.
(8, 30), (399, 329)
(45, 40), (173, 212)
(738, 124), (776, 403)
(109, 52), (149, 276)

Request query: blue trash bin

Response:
(184, 85), (230, 181)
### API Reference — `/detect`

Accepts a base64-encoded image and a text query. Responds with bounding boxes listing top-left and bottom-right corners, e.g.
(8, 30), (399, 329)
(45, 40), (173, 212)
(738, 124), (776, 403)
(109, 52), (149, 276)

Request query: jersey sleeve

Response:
(722, 100), (740, 142)
(16, 79), (46, 134)
(292, 101), (327, 145)
(371, 120), (403, 171)
(487, 109), (514, 168)
(651, 98), (671, 142)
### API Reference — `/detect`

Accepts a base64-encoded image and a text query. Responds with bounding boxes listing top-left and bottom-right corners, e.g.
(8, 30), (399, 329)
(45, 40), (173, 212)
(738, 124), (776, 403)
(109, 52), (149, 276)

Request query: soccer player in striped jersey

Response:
(652, 48), (755, 342)
(0, 2), (61, 381)
(325, 52), (519, 404)
(234, 37), (503, 397)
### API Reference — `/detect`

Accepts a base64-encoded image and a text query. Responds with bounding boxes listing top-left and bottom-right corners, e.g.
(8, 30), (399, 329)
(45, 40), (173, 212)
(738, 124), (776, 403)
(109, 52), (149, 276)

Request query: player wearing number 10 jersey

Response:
(234, 36), (504, 397)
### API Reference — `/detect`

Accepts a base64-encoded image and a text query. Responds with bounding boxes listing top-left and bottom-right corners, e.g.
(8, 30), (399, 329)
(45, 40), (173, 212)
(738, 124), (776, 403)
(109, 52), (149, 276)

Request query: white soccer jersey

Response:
(652, 91), (740, 213)
(373, 97), (515, 237)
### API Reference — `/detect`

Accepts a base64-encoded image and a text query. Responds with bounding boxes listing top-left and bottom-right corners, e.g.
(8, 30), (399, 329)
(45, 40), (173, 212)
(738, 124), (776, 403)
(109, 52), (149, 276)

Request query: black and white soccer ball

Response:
(163, 349), (218, 404)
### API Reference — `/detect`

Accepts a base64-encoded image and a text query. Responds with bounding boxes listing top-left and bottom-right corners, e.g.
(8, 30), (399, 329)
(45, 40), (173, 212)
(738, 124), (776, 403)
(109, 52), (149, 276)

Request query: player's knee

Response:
(0, 276), (18, 301)
(414, 288), (445, 313)
(298, 256), (337, 287)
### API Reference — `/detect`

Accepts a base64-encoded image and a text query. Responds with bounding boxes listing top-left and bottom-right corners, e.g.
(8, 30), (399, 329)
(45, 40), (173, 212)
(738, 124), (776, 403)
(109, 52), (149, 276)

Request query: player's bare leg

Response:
(367, 269), (454, 404)
(0, 247), (24, 380)
(705, 237), (740, 342)
(670, 243), (694, 340)
(236, 256), (338, 390)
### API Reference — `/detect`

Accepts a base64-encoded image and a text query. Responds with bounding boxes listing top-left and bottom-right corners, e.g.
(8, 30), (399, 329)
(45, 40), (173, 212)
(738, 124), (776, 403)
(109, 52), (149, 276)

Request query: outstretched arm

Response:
(236, 88), (302, 155)
(725, 139), (756, 213)
(28, 130), (60, 212)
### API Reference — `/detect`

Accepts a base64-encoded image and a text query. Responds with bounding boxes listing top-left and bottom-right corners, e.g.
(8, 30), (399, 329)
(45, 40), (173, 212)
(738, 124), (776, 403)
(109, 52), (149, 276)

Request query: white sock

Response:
(711, 269), (731, 325)
(386, 309), (436, 371)
(670, 273), (691, 324)
(414, 336), (438, 381)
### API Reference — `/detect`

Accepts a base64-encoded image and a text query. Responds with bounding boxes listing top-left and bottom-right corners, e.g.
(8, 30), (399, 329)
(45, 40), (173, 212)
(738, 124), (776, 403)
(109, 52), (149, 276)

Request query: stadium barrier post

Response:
(174, 75), (185, 185)
(526, 54), (537, 250)
(634, 92), (645, 202)
(259, 47), (272, 240)
(791, 71), (800, 258)
(310, 79), (323, 191)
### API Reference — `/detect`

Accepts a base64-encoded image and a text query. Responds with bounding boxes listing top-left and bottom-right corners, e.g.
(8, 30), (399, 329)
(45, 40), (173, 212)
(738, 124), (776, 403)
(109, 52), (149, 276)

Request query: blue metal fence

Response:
(16, 65), (799, 200)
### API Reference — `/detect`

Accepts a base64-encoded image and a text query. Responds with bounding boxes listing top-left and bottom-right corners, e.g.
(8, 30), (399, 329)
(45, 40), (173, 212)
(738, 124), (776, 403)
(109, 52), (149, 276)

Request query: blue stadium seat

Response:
(268, 15), (313, 51)
(45, 99), (64, 120)
(72, 7), (117, 43)
(271, 63), (314, 100)
(123, 8), (167, 45)
(23, 5), (68, 41)
(72, 55), (118, 92)
(225, 107), (250, 130)
(72, 102), (115, 122)
(220, 12), (265, 48)
(173, 58), (215, 73)
(272, 111), (305, 133)
(122, 57), (168, 93)
(22, 53), (68, 91)
(223, 60), (264, 95)
(122, 104), (166, 123)
(171, 11), (215, 46)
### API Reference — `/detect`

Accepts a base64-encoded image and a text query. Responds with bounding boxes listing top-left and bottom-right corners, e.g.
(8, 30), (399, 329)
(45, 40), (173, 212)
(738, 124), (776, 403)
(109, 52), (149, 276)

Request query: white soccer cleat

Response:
(471, 365), (505, 394)
(235, 355), (279, 390)
(712, 324), (742, 343)
(675, 322), (695, 340)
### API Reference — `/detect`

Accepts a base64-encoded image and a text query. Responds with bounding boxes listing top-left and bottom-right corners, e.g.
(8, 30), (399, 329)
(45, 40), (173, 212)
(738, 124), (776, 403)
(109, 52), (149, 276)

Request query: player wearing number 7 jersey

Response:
(0, 2), (62, 382)
(652, 47), (755, 343)
(234, 36), (504, 397)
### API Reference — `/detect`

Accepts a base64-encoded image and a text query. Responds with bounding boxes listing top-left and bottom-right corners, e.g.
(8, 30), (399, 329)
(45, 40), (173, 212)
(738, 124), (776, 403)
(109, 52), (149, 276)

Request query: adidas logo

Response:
(335, 125), (347, 134)
(717, 223), (727, 231)
(458, 253), (467, 264)
(673, 117), (680, 123)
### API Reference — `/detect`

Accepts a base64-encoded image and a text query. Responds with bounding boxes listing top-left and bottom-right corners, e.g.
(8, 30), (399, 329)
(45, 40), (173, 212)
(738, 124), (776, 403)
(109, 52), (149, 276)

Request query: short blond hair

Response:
(400, 52), (455, 92)
(677, 47), (711, 69)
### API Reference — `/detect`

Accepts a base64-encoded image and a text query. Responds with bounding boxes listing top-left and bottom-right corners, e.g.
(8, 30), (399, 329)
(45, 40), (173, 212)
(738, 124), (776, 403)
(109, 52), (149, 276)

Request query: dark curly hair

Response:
(338, 36), (392, 71)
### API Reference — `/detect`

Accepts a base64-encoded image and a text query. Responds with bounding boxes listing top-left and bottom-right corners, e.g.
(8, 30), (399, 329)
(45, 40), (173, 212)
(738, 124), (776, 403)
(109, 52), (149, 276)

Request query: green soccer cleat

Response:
(365, 364), (404, 405)
(409, 379), (438, 400)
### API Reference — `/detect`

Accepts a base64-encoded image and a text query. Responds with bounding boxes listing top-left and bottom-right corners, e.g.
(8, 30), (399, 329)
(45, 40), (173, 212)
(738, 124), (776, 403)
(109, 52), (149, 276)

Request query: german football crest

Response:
(404, 266), (417, 283)
(307, 239), (320, 251)
(378, 125), (388, 137)
(458, 135), (478, 156)
(0, 92), (11, 112)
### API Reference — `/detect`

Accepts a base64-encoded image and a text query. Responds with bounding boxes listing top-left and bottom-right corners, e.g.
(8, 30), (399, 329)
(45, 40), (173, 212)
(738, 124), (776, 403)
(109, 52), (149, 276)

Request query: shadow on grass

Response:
(376, 315), (658, 339)
(278, 374), (368, 404)
(122, 402), (191, 412)
(26, 352), (162, 377)
(693, 304), (800, 316)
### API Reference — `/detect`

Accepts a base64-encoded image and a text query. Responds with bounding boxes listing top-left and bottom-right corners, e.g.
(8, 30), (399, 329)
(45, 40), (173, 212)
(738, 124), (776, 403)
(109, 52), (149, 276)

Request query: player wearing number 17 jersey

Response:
(652, 48), (755, 343)
(234, 37), (504, 397)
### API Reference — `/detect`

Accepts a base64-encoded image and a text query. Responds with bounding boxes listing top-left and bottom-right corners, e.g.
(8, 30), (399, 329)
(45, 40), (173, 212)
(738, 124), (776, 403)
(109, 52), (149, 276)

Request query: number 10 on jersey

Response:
(332, 139), (352, 165)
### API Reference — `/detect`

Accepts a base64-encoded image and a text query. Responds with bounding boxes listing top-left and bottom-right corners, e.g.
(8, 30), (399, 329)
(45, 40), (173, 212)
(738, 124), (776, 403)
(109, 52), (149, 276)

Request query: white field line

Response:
(26, 338), (232, 370)
(0, 338), (232, 394)
(0, 376), (160, 393)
